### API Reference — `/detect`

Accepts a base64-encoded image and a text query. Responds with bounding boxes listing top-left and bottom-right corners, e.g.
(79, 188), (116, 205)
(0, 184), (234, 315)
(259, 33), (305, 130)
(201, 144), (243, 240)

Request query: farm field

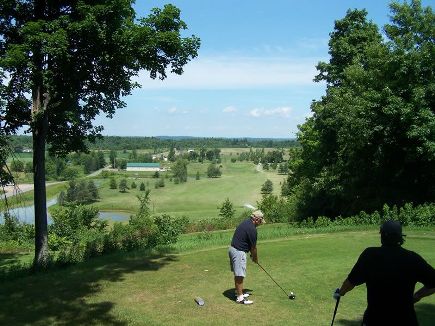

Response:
(1, 228), (434, 325)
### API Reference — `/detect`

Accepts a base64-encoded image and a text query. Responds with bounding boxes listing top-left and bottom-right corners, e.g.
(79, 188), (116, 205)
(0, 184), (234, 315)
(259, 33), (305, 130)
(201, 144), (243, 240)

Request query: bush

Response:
(257, 194), (293, 223)
(0, 213), (34, 245)
(315, 216), (331, 228)
(150, 215), (189, 246)
(218, 198), (235, 219)
(297, 202), (435, 229)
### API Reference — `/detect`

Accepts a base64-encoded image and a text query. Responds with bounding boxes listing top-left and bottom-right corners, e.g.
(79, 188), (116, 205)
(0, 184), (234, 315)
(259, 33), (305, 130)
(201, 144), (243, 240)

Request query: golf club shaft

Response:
(331, 297), (340, 326)
(257, 262), (289, 297)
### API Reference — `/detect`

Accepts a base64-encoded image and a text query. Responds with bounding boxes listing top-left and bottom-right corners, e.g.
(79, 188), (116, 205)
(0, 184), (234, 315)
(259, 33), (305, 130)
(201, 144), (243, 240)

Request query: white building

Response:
(126, 163), (163, 172)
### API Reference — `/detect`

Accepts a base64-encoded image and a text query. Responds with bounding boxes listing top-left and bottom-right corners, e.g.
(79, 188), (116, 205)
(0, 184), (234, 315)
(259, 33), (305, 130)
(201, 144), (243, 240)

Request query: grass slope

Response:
(96, 161), (286, 220)
(1, 228), (434, 325)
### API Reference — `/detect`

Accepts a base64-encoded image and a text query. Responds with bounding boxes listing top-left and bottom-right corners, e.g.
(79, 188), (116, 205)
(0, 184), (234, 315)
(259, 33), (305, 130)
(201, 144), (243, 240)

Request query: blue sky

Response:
(96, 0), (434, 139)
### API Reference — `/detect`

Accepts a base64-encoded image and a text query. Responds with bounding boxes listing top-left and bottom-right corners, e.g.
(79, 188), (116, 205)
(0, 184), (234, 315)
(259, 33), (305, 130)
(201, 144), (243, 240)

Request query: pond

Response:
(0, 198), (130, 224)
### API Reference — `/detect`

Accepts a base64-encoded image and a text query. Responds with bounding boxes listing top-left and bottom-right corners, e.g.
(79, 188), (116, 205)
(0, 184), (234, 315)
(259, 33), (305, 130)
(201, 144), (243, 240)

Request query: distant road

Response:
(1, 167), (107, 199)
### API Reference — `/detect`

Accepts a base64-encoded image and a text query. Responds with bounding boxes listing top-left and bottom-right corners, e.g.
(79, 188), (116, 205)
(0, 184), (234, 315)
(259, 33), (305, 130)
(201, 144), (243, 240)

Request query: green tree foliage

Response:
(289, 1), (435, 219)
(168, 147), (176, 162)
(109, 178), (117, 190)
(207, 164), (222, 178)
(0, 212), (34, 244)
(109, 150), (117, 169)
(257, 194), (294, 223)
(139, 182), (146, 191)
(281, 179), (292, 197)
(277, 163), (288, 175)
(50, 205), (106, 240)
(0, 1), (200, 268)
(172, 159), (188, 183)
(263, 150), (284, 164)
(218, 198), (236, 219)
(119, 179), (128, 193)
(136, 190), (152, 217)
(154, 178), (165, 188)
(8, 134), (299, 153)
(10, 160), (24, 172)
(261, 179), (273, 195)
(57, 191), (66, 206)
(24, 161), (33, 174)
(62, 180), (99, 205)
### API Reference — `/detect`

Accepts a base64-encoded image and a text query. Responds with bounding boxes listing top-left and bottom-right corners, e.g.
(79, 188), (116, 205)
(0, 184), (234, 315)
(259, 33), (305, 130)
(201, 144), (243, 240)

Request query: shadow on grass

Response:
(336, 303), (435, 326)
(335, 318), (362, 325)
(0, 249), (178, 325)
(0, 252), (25, 268)
(222, 288), (254, 302)
(416, 302), (435, 325)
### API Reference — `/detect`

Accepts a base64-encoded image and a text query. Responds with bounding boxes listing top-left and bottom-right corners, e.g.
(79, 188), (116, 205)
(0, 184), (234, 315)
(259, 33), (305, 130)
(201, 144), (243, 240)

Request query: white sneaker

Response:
(236, 298), (254, 305)
(234, 292), (251, 299)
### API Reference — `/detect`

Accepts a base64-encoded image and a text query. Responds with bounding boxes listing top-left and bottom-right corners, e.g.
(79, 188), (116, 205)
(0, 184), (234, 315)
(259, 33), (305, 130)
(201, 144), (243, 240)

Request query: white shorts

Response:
(228, 246), (247, 277)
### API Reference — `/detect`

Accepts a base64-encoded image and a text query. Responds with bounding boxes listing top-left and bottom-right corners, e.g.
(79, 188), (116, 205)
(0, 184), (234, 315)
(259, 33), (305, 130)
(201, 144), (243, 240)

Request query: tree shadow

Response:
(0, 248), (178, 325)
(416, 302), (435, 325)
(0, 252), (26, 268)
(336, 304), (435, 326)
(222, 288), (254, 302)
(335, 318), (363, 326)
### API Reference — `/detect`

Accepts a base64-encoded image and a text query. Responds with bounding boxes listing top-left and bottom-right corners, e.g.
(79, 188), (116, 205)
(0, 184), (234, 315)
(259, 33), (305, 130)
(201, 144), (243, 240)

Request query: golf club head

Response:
(288, 292), (296, 300)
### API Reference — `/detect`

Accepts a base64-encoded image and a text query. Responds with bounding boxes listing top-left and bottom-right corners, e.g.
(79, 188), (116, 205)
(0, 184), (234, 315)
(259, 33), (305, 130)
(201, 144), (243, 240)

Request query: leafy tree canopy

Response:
(290, 0), (435, 219)
(0, 0), (200, 268)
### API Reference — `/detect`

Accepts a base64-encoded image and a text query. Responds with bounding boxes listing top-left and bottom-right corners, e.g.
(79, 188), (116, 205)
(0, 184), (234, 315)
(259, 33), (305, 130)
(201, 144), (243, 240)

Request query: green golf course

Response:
(1, 227), (434, 325)
(94, 160), (286, 220)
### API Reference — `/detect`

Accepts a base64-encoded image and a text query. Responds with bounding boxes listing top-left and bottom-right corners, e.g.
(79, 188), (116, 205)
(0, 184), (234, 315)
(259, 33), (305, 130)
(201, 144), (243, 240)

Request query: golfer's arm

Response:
(339, 279), (355, 296)
(250, 246), (258, 263)
(414, 286), (435, 303)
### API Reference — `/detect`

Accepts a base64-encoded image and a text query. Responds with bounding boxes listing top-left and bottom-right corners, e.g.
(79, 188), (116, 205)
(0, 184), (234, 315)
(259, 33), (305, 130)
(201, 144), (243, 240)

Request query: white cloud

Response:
(223, 106), (237, 113)
(136, 55), (320, 90)
(168, 107), (177, 113)
(249, 107), (292, 118)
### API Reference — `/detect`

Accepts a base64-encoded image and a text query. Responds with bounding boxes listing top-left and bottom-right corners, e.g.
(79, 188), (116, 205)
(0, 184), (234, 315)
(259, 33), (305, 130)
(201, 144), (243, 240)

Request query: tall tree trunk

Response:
(32, 0), (50, 270)
(32, 89), (50, 269)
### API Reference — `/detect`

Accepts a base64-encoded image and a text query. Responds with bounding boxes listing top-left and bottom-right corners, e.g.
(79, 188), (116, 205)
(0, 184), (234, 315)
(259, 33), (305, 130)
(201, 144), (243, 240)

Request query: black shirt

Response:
(231, 218), (257, 252)
(348, 245), (435, 325)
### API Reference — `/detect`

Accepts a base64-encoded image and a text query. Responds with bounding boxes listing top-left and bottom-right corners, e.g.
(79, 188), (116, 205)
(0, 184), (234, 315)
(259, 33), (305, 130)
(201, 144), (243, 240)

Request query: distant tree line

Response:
(9, 135), (298, 152)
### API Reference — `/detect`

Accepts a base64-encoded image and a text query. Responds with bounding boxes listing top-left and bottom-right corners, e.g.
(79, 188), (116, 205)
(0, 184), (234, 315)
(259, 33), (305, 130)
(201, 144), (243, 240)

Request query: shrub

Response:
(297, 202), (435, 229)
(150, 214), (189, 246)
(315, 216), (331, 228)
(218, 198), (235, 219)
(257, 194), (293, 223)
(0, 213), (34, 245)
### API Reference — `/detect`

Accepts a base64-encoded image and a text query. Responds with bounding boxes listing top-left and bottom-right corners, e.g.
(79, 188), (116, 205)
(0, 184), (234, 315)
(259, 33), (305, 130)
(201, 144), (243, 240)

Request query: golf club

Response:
(257, 262), (295, 300)
(331, 292), (341, 326)
(243, 203), (256, 210)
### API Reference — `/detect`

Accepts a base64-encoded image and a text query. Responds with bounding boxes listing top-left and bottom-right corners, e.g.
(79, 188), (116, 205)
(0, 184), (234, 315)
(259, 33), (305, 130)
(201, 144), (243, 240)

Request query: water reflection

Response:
(0, 198), (129, 224)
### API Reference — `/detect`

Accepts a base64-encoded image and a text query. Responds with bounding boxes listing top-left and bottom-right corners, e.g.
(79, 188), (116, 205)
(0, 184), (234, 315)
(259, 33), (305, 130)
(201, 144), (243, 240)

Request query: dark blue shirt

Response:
(348, 245), (435, 325)
(231, 218), (257, 252)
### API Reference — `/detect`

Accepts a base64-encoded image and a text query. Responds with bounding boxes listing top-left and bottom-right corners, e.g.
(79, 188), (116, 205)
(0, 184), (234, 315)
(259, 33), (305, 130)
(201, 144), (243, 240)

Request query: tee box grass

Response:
(1, 229), (434, 325)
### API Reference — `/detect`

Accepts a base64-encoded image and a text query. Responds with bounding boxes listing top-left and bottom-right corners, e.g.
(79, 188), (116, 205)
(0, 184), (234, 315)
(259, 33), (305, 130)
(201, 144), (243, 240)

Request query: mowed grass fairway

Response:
(1, 228), (434, 325)
(96, 161), (285, 220)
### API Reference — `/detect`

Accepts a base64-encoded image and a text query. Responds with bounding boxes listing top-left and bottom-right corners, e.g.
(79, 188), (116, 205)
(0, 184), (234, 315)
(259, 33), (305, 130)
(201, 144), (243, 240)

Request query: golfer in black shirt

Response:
(334, 220), (435, 325)
(228, 210), (265, 304)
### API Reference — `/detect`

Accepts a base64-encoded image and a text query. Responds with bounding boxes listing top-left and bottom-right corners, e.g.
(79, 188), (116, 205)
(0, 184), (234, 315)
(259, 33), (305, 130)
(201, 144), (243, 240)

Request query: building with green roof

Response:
(126, 162), (162, 172)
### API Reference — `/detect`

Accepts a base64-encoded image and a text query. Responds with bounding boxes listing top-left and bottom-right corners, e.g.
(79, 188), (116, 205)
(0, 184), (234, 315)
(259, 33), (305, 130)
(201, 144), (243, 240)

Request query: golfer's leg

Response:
(235, 276), (244, 297)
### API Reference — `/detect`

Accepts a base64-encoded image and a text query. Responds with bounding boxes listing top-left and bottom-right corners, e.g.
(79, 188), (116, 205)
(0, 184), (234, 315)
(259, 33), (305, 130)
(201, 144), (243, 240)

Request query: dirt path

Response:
(1, 183), (34, 199)
(1, 167), (107, 200)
